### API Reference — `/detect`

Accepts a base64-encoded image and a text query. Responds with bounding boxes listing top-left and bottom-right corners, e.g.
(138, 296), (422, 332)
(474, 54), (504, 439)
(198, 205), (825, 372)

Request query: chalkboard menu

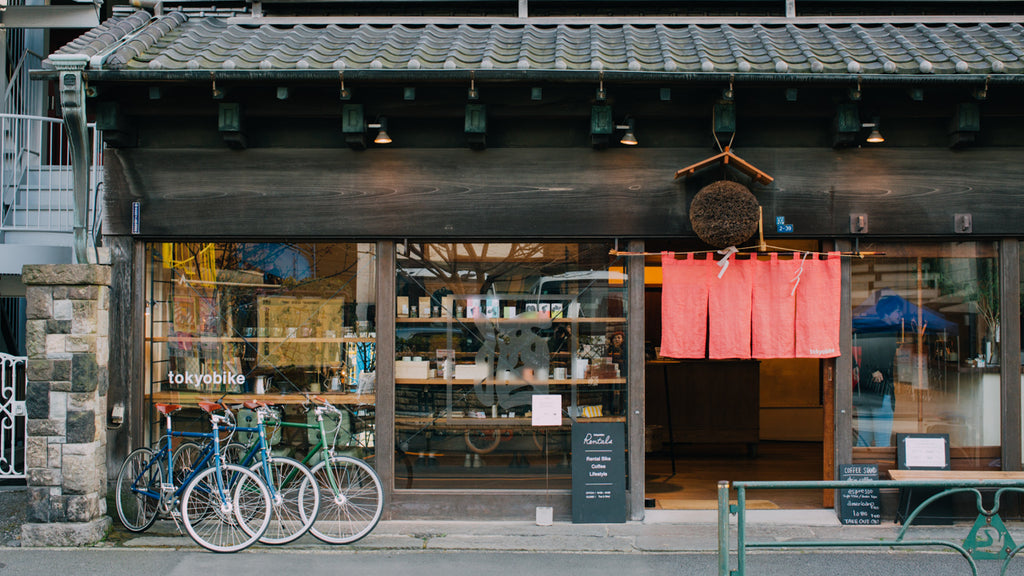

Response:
(572, 422), (626, 523)
(838, 464), (881, 525)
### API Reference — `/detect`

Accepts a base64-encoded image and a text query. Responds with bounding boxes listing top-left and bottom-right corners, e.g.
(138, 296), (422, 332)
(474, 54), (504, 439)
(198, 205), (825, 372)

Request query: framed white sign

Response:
(532, 394), (562, 426)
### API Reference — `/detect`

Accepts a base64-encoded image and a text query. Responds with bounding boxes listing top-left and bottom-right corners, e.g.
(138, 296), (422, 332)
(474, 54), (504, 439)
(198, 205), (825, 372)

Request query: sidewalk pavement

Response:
(0, 483), (1008, 553)
(106, 508), (996, 553)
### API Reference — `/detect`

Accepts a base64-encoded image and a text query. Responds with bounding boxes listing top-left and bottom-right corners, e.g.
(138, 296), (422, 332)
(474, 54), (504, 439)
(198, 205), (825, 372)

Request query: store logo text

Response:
(168, 370), (246, 387)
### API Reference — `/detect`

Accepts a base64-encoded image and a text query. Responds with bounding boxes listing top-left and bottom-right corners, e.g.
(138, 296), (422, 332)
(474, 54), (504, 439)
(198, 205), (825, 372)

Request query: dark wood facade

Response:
(65, 8), (1024, 520)
(105, 146), (1024, 240)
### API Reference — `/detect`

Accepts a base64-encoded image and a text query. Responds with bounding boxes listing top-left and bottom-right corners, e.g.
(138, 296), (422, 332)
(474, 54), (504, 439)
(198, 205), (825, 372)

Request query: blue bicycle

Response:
(114, 401), (272, 553)
(175, 399), (320, 545)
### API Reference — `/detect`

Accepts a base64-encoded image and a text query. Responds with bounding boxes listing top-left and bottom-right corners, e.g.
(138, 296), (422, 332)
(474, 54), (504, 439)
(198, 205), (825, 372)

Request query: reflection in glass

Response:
(395, 242), (628, 490)
(851, 242), (1000, 471)
(144, 242), (377, 453)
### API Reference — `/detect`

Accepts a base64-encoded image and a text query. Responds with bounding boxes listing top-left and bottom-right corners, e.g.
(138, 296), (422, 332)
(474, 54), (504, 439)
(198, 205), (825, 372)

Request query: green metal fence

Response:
(718, 478), (1024, 576)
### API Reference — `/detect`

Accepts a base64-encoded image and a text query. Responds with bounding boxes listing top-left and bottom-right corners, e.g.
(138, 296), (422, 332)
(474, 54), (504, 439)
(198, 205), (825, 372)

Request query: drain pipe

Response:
(718, 480), (731, 576)
(49, 54), (91, 265)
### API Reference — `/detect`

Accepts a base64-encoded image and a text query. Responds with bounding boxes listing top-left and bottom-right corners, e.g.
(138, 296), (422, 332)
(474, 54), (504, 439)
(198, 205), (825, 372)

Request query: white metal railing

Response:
(1, 47), (104, 242)
(0, 352), (27, 480)
(3, 50), (46, 118)
(0, 113), (103, 236)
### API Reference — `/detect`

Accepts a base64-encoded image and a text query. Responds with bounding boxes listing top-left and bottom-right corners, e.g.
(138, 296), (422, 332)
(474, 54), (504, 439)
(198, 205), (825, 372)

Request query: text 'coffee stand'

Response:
(839, 464), (881, 525)
(572, 422), (626, 523)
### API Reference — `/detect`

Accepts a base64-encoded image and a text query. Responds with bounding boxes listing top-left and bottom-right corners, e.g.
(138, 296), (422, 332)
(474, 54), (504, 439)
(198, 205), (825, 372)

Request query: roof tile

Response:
(44, 10), (1024, 77)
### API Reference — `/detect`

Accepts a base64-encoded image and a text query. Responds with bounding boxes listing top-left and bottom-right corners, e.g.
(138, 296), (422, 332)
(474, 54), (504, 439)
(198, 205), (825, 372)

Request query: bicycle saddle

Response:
(155, 403), (181, 415)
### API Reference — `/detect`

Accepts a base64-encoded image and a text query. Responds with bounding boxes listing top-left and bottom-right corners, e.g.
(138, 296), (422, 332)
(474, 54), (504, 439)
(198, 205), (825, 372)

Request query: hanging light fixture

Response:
(864, 117), (884, 143)
(617, 118), (638, 146)
(369, 117), (391, 144)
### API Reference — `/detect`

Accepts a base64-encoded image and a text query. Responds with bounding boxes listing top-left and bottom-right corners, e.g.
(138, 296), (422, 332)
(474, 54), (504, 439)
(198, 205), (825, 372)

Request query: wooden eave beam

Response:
(674, 147), (774, 185)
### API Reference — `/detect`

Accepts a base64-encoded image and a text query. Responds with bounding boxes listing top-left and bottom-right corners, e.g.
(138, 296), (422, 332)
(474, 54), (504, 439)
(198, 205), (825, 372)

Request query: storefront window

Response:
(394, 242), (628, 489)
(852, 242), (1000, 470)
(144, 242), (377, 454)
(1020, 241), (1024, 464)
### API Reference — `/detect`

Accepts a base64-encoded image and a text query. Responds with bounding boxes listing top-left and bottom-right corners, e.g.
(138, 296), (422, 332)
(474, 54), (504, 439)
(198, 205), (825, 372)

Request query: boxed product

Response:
(395, 359), (430, 379)
(454, 363), (490, 381)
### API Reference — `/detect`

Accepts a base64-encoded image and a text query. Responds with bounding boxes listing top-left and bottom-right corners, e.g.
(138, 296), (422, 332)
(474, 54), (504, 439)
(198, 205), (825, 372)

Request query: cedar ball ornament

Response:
(689, 180), (760, 248)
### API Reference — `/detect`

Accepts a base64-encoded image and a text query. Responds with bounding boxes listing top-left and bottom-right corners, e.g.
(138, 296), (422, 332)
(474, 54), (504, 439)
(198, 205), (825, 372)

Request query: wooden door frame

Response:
(828, 239), (854, 507)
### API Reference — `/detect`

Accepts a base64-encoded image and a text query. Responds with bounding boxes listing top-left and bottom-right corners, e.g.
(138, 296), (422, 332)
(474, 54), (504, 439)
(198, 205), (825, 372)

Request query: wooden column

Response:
(832, 239), (854, 507)
(105, 235), (139, 479)
(1000, 239), (1021, 471)
(627, 239), (646, 520)
(376, 241), (397, 516)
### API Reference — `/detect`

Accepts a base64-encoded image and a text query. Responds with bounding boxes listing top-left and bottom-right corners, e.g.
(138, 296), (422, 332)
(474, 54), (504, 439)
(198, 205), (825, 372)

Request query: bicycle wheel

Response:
(172, 441), (205, 484)
(464, 430), (502, 454)
(114, 447), (162, 533)
(181, 463), (271, 553)
(223, 442), (248, 465)
(308, 455), (383, 544)
(249, 456), (319, 545)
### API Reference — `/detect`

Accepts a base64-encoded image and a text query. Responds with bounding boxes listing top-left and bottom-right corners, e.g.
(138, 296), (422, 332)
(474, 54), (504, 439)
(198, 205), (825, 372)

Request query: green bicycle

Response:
(224, 396), (383, 544)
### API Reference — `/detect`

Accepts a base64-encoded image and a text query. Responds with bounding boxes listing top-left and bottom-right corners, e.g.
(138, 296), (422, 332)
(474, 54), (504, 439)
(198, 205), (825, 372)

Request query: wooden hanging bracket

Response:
(674, 146), (774, 185)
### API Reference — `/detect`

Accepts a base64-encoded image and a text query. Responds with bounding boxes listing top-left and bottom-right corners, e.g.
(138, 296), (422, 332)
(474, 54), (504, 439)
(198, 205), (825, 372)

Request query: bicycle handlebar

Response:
(310, 395), (343, 416)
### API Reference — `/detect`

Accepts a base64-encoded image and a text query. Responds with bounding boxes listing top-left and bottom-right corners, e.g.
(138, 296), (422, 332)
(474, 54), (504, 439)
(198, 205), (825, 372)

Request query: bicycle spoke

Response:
(172, 442), (204, 486)
(182, 464), (271, 553)
(309, 456), (383, 544)
(115, 448), (161, 533)
(251, 456), (319, 545)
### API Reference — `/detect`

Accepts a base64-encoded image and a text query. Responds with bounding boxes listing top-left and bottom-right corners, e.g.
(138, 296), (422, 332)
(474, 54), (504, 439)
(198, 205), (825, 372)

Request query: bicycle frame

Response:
(277, 402), (350, 495)
(233, 408), (283, 500)
(131, 407), (231, 512)
(232, 398), (368, 498)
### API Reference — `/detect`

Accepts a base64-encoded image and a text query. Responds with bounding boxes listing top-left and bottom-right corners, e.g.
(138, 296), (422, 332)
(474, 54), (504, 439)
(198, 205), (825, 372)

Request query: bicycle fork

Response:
(255, 409), (284, 508)
(315, 407), (346, 505)
(159, 411), (185, 533)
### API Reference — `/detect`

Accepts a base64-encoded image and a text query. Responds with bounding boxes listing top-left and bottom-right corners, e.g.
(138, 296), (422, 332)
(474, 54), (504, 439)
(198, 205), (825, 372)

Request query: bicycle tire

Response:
(308, 455), (383, 544)
(181, 463), (271, 553)
(249, 456), (319, 545)
(464, 429), (502, 454)
(223, 442), (248, 465)
(114, 447), (162, 533)
(172, 441), (204, 484)
(175, 441), (227, 525)
(174, 440), (244, 476)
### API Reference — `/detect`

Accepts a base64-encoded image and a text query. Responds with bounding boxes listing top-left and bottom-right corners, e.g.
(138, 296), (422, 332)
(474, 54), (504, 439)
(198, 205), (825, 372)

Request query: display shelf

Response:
(148, 391), (375, 406)
(394, 291), (627, 434)
(394, 415), (624, 429)
(149, 336), (375, 344)
(396, 316), (625, 324)
(395, 378), (626, 386)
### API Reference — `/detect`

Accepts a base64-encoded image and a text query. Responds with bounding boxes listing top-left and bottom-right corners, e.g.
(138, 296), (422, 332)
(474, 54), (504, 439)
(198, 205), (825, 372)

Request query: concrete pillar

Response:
(20, 264), (111, 546)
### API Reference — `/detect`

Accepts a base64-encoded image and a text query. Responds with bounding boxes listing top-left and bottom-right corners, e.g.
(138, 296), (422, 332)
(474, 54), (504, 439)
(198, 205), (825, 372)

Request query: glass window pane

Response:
(144, 242), (377, 454)
(395, 242), (628, 490)
(852, 242), (1000, 471)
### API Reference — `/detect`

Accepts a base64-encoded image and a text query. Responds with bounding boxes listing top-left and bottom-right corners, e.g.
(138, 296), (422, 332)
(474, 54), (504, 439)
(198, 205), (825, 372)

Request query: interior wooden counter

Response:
(888, 470), (1024, 481)
(147, 391), (375, 406)
(395, 415), (624, 429)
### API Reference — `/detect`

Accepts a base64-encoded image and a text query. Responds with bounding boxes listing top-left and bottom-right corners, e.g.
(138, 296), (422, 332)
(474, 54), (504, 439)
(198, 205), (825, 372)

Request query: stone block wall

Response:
(20, 264), (112, 546)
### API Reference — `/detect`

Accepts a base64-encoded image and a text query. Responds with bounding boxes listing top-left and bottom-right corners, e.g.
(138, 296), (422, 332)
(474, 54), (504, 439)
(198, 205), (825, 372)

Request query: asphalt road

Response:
(0, 549), (1019, 576)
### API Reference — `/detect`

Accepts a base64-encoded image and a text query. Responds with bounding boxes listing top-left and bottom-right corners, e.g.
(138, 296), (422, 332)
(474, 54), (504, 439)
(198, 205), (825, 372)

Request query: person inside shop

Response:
(854, 295), (903, 447)
(607, 330), (626, 370)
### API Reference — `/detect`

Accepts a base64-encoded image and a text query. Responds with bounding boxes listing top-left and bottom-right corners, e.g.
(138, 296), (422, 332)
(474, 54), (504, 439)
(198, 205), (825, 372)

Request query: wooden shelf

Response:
(148, 336), (374, 344)
(395, 378), (625, 386)
(394, 415), (624, 429)
(396, 316), (625, 324)
(148, 391), (375, 406)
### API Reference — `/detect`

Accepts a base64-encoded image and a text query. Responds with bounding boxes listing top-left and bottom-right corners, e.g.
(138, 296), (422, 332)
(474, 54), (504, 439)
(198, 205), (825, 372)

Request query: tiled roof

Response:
(45, 10), (1024, 77)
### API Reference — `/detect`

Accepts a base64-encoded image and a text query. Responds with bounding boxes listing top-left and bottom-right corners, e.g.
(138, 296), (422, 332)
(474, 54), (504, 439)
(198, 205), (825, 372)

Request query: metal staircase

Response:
(0, 48), (103, 275)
